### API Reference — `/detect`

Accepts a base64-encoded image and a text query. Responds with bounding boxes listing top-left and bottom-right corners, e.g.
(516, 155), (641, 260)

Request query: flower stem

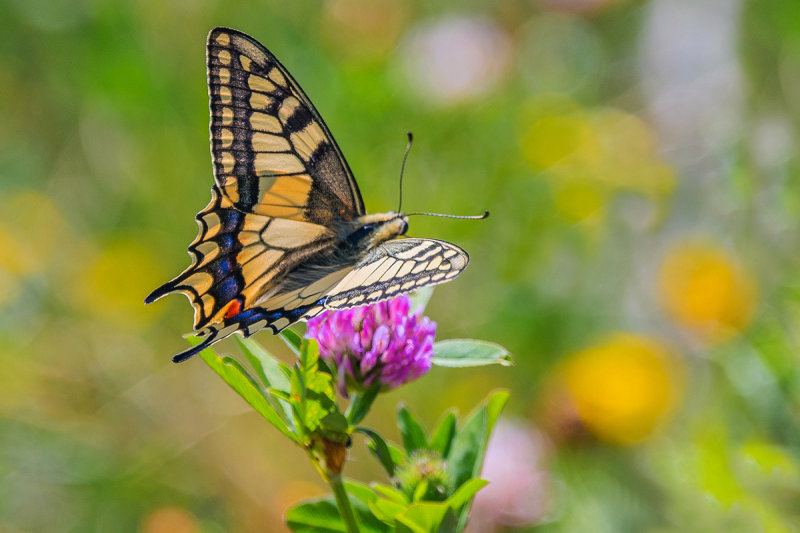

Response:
(328, 474), (360, 533)
(345, 386), (380, 425)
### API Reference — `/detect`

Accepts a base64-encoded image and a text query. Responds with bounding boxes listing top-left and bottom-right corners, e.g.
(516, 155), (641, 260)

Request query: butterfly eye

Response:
(346, 223), (376, 247)
(400, 220), (409, 235)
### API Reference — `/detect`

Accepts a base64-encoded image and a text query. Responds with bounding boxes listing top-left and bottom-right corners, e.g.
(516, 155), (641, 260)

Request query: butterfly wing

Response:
(145, 186), (337, 321)
(168, 265), (348, 363)
(147, 28), (370, 361)
(206, 27), (365, 223)
(323, 239), (469, 309)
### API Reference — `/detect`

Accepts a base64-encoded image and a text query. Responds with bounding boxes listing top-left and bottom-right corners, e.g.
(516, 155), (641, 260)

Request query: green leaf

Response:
(289, 338), (341, 439)
(321, 411), (349, 433)
(233, 336), (270, 386)
(385, 442), (407, 467)
(412, 480), (429, 502)
(445, 478), (488, 510)
(286, 497), (390, 533)
(447, 397), (493, 489)
(290, 365), (307, 441)
(191, 337), (296, 442)
(346, 385), (380, 425)
(395, 503), (456, 533)
(395, 523), (418, 533)
(234, 336), (294, 426)
(409, 285), (434, 313)
(317, 356), (334, 376)
(372, 483), (408, 504)
(447, 390), (509, 531)
(429, 412), (457, 458)
(320, 412), (349, 444)
(485, 390), (508, 436)
(270, 389), (292, 402)
(234, 336), (290, 390)
(435, 508), (458, 533)
(355, 427), (396, 477)
(397, 405), (428, 453)
(285, 499), (344, 533)
(368, 498), (406, 524)
(432, 339), (512, 368)
(343, 480), (377, 506)
(365, 438), (406, 475)
(281, 328), (303, 356)
(299, 388), (338, 434)
(301, 337), (320, 371)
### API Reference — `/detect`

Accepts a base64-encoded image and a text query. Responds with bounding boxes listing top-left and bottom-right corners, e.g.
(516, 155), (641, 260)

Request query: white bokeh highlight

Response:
(399, 15), (512, 106)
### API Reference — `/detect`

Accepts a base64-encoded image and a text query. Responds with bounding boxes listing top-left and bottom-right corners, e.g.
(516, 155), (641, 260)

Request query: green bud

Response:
(395, 449), (451, 502)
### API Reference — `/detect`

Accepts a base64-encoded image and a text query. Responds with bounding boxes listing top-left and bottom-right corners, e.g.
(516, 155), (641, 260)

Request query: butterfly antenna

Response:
(407, 210), (490, 220)
(398, 132), (413, 213)
(398, 131), (488, 220)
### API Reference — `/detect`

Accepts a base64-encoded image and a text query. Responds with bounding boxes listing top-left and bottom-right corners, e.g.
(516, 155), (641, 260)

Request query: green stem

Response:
(345, 386), (380, 425)
(328, 474), (360, 533)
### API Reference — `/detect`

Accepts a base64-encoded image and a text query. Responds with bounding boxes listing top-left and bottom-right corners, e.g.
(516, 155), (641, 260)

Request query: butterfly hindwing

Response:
(145, 186), (337, 329)
(170, 263), (352, 363)
(323, 239), (469, 309)
(206, 28), (365, 225)
(171, 298), (328, 363)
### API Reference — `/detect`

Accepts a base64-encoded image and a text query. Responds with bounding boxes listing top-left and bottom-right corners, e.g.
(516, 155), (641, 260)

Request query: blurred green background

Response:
(2, 0), (800, 531)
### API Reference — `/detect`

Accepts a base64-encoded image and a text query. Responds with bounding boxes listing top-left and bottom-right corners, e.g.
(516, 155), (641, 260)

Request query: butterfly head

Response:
(347, 212), (409, 251)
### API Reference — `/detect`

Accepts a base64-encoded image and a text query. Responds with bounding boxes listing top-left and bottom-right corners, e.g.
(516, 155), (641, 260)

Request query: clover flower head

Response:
(306, 295), (436, 395)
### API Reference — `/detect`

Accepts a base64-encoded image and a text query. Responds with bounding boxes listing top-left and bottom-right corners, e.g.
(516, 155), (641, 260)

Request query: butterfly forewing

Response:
(206, 28), (364, 224)
(323, 239), (469, 309)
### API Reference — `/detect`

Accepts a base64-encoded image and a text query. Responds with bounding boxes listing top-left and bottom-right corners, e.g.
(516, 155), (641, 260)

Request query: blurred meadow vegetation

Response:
(2, 0), (800, 531)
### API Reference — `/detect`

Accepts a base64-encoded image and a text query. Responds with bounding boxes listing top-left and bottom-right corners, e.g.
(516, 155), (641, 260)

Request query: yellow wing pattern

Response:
(145, 187), (335, 330)
(206, 28), (364, 223)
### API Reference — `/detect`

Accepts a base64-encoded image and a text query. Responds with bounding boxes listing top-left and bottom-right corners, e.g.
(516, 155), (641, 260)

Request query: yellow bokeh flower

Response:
(552, 175), (608, 222)
(659, 241), (758, 343)
(561, 333), (681, 445)
(0, 191), (69, 275)
(72, 240), (164, 328)
(521, 112), (601, 170)
(518, 98), (675, 224)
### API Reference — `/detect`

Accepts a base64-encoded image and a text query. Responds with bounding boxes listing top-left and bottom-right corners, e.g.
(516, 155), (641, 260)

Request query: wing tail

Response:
(172, 322), (237, 363)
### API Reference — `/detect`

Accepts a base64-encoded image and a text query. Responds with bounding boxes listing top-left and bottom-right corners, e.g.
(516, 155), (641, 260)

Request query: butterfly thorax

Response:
(342, 212), (409, 256)
(252, 211), (409, 302)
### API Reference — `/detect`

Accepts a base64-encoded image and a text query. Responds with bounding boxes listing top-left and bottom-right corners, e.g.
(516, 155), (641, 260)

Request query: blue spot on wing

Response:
(224, 298), (327, 336)
(215, 276), (239, 302)
(216, 256), (234, 276)
(218, 234), (234, 251)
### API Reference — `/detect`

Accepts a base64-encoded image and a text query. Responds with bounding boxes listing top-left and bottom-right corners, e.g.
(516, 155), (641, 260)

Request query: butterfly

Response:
(146, 27), (480, 363)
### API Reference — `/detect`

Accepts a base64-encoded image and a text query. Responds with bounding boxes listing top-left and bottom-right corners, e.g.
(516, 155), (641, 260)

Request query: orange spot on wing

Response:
(224, 299), (242, 319)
